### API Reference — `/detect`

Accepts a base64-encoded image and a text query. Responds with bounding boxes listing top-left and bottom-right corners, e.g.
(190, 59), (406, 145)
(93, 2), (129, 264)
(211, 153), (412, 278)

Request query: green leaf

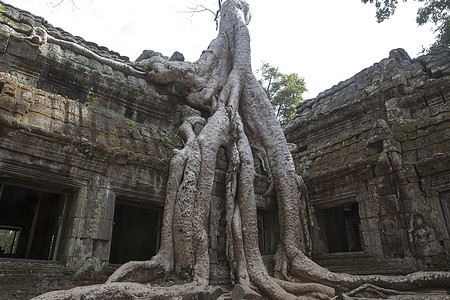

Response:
(257, 62), (307, 127)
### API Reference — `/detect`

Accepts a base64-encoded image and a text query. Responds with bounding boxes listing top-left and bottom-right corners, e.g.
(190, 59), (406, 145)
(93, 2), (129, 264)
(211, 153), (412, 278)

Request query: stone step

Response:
(313, 254), (416, 275)
(0, 259), (113, 299)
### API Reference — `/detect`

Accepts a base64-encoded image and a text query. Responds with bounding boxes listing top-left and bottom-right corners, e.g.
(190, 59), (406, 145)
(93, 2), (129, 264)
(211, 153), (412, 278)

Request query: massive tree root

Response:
(35, 1), (450, 299)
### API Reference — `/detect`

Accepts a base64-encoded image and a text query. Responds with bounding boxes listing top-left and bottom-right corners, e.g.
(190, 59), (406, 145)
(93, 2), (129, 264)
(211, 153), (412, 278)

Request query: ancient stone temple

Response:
(285, 47), (450, 275)
(0, 2), (448, 299)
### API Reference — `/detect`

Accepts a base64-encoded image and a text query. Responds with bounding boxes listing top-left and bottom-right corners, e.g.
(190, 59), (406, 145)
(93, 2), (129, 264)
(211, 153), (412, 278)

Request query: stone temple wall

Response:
(0, 1), (448, 298)
(285, 47), (450, 274)
(0, 2), (191, 298)
(0, 2), (273, 298)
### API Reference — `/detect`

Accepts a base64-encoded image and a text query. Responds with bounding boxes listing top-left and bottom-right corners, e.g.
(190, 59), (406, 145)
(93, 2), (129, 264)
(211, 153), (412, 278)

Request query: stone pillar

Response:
(357, 190), (384, 257)
(61, 173), (116, 275)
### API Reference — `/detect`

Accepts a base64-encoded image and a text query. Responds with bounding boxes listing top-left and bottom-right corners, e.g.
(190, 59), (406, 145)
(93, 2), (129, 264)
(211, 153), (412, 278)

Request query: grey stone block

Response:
(182, 290), (212, 300)
(231, 284), (261, 300)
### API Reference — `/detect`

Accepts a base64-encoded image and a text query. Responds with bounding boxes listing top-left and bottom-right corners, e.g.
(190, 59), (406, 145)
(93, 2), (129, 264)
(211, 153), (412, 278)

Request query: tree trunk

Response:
(34, 1), (450, 299)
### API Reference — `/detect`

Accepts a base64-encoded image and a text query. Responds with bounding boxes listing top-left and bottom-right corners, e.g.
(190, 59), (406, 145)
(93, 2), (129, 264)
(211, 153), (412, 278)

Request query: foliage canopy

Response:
(257, 63), (306, 127)
(362, 0), (450, 48)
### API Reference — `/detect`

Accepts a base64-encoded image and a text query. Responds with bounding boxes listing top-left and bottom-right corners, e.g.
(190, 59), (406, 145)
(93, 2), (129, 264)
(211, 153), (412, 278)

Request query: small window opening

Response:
(367, 140), (383, 156)
(320, 202), (363, 253)
(0, 226), (21, 255)
(257, 209), (279, 255)
(0, 183), (67, 260)
(109, 200), (163, 264)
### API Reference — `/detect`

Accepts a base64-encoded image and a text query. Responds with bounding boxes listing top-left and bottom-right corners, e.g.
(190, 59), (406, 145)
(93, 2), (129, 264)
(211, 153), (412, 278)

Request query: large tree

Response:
(362, 0), (450, 48)
(35, 1), (450, 299)
(258, 63), (306, 127)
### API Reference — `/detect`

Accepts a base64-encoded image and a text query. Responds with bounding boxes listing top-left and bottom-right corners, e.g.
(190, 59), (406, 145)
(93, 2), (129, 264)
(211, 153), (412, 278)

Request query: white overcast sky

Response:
(4, 0), (436, 98)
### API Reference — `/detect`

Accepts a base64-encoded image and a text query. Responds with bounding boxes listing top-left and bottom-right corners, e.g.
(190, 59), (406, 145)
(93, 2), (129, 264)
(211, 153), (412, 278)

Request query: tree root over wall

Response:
(34, 1), (449, 299)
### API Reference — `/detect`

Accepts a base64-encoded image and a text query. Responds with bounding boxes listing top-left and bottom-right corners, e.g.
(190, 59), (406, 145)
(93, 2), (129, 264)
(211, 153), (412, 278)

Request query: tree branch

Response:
(50, 0), (79, 10)
(180, 1), (223, 30)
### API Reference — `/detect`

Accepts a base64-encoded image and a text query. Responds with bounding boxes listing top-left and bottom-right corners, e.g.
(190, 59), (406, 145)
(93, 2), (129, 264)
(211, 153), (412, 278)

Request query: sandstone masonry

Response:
(286, 47), (450, 274)
(0, 1), (448, 299)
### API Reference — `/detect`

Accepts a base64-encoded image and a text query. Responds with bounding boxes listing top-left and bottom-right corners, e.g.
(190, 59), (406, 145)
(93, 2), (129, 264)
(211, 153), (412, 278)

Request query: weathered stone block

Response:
(68, 217), (87, 238)
(403, 150), (417, 163)
(66, 112), (78, 124)
(49, 104), (65, 121)
(231, 284), (261, 300)
(93, 117), (107, 132)
(68, 237), (94, 260)
(363, 217), (380, 232)
(92, 239), (110, 261)
(404, 165), (419, 183)
(29, 102), (53, 118)
(7, 36), (39, 61)
(12, 98), (31, 115)
(417, 126), (433, 139)
(366, 230), (384, 256)
(0, 30), (10, 54)
(393, 130), (406, 141)
(0, 94), (15, 111)
(387, 151), (403, 172)
(399, 184), (424, 212)
(85, 218), (113, 241)
(103, 190), (116, 220)
(402, 137), (424, 152)
(77, 126), (91, 139)
(417, 146), (433, 161)
(374, 153), (393, 176)
(405, 130), (417, 140)
(61, 122), (77, 136)
(182, 291), (212, 300)
(210, 286), (224, 300)
(24, 111), (52, 129)
(46, 42), (64, 61)
(436, 128), (450, 143)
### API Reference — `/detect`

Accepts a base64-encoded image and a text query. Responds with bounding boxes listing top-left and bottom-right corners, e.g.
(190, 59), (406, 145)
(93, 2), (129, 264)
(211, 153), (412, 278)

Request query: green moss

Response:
(86, 87), (140, 133)
(130, 166), (152, 186)
(158, 138), (170, 147)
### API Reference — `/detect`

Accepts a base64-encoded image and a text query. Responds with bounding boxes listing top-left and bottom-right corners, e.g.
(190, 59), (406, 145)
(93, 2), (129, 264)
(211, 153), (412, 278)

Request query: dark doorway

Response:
(0, 183), (67, 260)
(319, 202), (363, 253)
(109, 200), (162, 264)
(257, 209), (279, 255)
